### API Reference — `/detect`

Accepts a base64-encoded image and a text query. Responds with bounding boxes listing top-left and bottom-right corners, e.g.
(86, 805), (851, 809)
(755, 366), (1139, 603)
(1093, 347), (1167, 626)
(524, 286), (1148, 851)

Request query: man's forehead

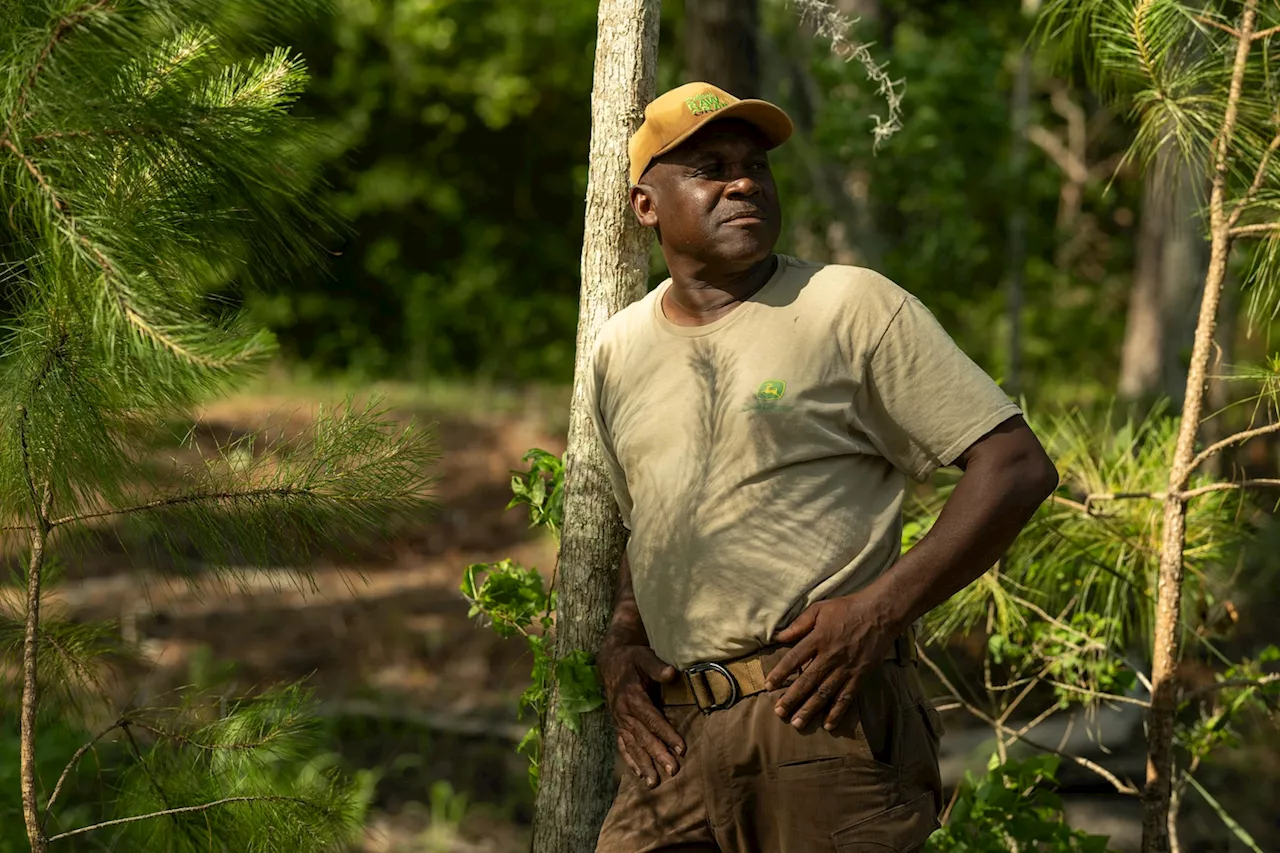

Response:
(658, 120), (770, 163)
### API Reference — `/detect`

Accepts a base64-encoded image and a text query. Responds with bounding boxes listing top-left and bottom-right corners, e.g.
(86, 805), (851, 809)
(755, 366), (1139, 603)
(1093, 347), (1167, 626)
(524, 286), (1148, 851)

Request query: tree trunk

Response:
(1119, 126), (1208, 405)
(1119, 166), (1167, 401)
(1142, 6), (1257, 852)
(21, 485), (52, 853)
(1004, 0), (1040, 397)
(683, 0), (759, 98)
(529, 2), (659, 852)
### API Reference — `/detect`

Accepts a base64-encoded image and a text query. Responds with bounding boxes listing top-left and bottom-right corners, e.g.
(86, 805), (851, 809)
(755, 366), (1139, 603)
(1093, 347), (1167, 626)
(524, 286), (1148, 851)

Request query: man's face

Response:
(631, 119), (782, 268)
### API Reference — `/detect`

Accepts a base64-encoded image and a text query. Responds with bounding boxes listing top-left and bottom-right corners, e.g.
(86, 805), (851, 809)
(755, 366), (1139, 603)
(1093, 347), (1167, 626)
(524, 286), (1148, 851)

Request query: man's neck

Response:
(661, 254), (778, 326)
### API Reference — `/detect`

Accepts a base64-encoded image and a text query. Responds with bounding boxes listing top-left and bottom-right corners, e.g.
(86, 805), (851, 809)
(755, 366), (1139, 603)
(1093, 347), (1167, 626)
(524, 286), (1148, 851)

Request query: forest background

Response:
(4, 0), (1280, 852)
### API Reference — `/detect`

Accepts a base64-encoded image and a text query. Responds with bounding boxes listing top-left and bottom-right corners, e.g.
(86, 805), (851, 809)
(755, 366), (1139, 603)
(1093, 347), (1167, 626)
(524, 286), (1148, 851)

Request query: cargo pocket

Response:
(831, 790), (939, 852)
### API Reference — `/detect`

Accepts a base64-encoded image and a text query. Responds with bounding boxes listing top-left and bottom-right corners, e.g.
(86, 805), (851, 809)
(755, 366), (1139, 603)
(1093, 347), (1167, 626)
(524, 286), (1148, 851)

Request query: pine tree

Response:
(0, 2), (435, 850)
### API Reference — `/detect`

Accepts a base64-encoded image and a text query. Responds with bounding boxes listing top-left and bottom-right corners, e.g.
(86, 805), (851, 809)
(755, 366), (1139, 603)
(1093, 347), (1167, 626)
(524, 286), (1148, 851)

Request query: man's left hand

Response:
(764, 591), (897, 731)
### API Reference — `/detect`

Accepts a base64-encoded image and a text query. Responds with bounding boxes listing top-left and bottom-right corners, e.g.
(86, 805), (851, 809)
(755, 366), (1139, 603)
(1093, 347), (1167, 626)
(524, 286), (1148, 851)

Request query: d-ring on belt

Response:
(661, 627), (918, 714)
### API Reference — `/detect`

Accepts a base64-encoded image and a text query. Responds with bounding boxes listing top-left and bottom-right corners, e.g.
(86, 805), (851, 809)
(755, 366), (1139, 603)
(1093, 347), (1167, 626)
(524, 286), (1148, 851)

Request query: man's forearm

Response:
(868, 423), (1058, 634)
(601, 552), (651, 651)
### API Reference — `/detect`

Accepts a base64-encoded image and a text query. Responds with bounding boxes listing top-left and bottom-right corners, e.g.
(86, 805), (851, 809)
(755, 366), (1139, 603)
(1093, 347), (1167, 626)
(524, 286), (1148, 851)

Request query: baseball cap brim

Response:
(639, 99), (794, 181)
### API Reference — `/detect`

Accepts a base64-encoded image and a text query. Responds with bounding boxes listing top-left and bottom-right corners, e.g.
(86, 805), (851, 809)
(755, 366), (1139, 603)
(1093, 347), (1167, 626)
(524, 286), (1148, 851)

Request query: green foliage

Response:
(0, 718), (117, 852)
(1177, 646), (1280, 762)
(246, 0), (605, 379)
(765, 0), (1137, 399)
(987, 612), (1139, 706)
(927, 755), (1116, 852)
(461, 450), (604, 790)
(1037, 0), (1280, 322)
(926, 406), (1246, 653)
(104, 686), (366, 853)
(0, 1), (437, 849)
(506, 448), (565, 539)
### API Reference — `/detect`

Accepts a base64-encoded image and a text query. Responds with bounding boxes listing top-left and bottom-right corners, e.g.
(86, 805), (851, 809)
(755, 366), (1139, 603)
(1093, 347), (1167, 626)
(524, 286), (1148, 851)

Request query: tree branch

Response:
(1027, 125), (1088, 183)
(46, 796), (328, 842)
(2, 139), (258, 372)
(1189, 421), (1280, 472)
(0, 0), (117, 150)
(1007, 593), (1155, 694)
(49, 486), (312, 528)
(1181, 478), (1280, 499)
(1252, 23), (1280, 41)
(1044, 680), (1152, 708)
(1227, 132), (1280, 230)
(1195, 14), (1241, 38)
(43, 719), (125, 827)
(1181, 673), (1279, 702)
(919, 649), (1140, 796)
(1229, 222), (1280, 238)
(1, 140), (66, 211)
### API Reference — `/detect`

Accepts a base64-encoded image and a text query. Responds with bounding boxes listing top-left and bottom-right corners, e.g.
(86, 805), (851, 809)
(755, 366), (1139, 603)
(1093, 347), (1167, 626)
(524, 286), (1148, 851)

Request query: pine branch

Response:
(1181, 673), (1279, 701)
(1182, 478), (1280, 499)
(1227, 132), (1280, 230)
(2, 140), (65, 211)
(1230, 222), (1280, 237)
(49, 485), (313, 528)
(127, 717), (296, 752)
(46, 796), (333, 842)
(43, 718), (126, 827)
(1188, 421), (1280, 472)
(3, 134), (266, 373)
(1044, 679), (1152, 708)
(1194, 15), (1241, 39)
(1252, 24), (1280, 41)
(0, 0), (118, 150)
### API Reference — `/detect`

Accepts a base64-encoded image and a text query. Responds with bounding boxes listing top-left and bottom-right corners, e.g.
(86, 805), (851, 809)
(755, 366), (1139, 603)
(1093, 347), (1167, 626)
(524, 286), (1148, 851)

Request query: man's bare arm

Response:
(598, 552), (686, 787)
(601, 552), (650, 650)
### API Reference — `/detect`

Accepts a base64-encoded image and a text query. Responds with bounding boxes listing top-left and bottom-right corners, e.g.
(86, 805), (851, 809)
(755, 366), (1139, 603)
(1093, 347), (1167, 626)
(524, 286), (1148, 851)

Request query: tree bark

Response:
(529, 2), (659, 852)
(683, 0), (759, 98)
(1142, 5), (1257, 852)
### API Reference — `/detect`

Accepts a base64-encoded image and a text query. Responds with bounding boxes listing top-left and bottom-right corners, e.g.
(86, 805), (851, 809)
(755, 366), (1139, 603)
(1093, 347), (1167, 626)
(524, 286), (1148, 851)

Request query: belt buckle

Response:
(685, 661), (740, 713)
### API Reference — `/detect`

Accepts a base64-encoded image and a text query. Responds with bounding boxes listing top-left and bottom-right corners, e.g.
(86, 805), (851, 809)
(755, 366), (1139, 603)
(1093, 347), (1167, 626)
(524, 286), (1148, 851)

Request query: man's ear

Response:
(630, 184), (659, 228)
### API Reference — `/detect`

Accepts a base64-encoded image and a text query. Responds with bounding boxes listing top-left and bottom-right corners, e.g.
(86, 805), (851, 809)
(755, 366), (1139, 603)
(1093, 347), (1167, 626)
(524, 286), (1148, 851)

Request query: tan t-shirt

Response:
(586, 255), (1021, 669)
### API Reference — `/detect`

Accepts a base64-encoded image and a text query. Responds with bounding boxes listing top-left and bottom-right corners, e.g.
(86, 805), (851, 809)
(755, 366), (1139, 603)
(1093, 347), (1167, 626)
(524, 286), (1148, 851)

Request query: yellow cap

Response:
(628, 82), (794, 186)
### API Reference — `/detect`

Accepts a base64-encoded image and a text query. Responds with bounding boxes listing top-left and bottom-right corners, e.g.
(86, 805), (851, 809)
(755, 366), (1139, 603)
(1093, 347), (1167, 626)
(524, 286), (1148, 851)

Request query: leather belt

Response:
(662, 627), (918, 713)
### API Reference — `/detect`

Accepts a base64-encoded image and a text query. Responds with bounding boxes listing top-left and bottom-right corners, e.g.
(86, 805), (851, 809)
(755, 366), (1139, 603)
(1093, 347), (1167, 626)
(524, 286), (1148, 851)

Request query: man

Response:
(585, 82), (1058, 853)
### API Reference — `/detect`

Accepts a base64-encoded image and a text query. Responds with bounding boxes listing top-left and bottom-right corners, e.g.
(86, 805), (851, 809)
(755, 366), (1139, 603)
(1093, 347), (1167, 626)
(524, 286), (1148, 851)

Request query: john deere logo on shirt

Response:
(685, 93), (730, 116)
(756, 380), (786, 402)
(745, 379), (792, 413)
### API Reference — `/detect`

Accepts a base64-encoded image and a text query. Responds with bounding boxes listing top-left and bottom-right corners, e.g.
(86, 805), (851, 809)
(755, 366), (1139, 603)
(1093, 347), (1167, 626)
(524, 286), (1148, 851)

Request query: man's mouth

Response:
(723, 212), (766, 224)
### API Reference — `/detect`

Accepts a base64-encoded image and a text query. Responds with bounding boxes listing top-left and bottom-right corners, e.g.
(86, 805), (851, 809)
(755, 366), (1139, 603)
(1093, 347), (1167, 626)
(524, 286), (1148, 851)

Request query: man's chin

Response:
(709, 232), (778, 267)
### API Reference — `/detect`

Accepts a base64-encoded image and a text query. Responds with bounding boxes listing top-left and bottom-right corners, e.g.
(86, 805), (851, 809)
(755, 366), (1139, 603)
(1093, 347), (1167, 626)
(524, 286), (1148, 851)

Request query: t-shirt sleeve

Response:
(853, 295), (1022, 482)
(584, 342), (635, 530)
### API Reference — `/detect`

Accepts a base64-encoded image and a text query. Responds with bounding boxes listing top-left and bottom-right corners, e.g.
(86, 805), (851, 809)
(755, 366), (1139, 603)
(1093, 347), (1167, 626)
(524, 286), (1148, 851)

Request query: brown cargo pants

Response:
(595, 644), (945, 853)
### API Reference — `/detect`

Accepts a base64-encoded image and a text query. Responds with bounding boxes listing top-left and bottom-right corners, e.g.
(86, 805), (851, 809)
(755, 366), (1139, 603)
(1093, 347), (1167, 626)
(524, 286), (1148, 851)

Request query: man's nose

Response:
(724, 172), (762, 198)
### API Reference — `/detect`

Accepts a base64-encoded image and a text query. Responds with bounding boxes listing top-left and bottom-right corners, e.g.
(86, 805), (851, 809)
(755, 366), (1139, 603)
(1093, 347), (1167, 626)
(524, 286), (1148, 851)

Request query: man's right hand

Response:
(599, 641), (685, 788)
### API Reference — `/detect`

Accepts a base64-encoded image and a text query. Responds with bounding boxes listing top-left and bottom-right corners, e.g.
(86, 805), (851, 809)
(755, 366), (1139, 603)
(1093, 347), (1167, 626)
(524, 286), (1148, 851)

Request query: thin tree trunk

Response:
(1004, 0), (1040, 397)
(1119, 164), (1169, 401)
(684, 0), (758, 98)
(529, 2), (659, 851)
(1119, 143), (1207, 404)
(21, 486), (53, 853)
(1143, 5), (1257, 852)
